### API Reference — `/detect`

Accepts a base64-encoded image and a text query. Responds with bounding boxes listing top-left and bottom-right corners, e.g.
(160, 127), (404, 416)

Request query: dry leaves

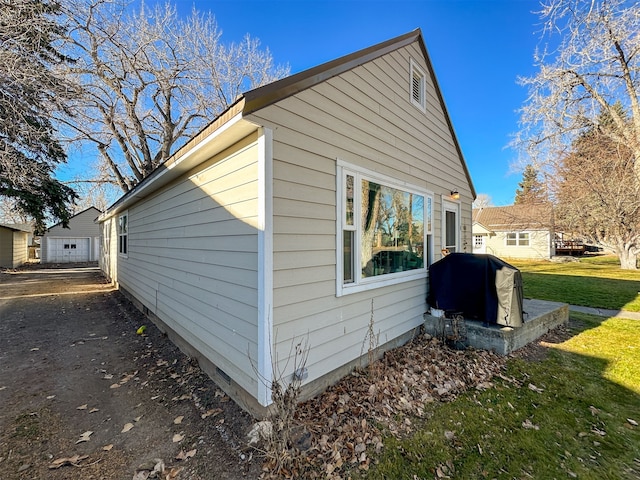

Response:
(287, 333), (507, 478)
(528, 383), (544, 393)
(49, 454), (89, 469)
(201, 408), (222, 419)
(173, 415), (184, 425)
(172, 433), (184, 443)
(75, 431), (93, 444)
(122, 423), (135, 433)
(175, 449), (196, 461)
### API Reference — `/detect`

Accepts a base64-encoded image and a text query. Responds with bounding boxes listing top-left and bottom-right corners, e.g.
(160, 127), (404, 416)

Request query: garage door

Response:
(46, 238), (91, 263)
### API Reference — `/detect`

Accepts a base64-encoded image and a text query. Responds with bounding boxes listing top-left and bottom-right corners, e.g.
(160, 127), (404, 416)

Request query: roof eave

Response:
(242, 29), (422, 116)
(100, 100), (257, 221)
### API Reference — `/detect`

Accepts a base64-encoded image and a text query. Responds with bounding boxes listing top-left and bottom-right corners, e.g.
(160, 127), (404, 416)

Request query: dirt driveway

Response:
(0, 263), (261, 479)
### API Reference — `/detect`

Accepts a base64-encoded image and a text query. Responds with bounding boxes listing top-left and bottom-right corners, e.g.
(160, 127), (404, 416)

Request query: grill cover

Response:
(427, 253), (524, 326)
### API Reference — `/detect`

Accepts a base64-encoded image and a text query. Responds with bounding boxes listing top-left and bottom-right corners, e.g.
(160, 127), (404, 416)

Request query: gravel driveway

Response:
(0, 263), (260, 479)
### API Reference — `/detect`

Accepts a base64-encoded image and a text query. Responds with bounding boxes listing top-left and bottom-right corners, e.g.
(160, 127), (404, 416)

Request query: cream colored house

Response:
(99, 30), (476, 414)
(0, 224), (29, 268)
(41, 206), (101, 263)
(472, 205), (555, 260)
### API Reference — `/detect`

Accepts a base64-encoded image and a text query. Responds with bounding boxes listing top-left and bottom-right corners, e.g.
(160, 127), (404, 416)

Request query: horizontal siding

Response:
(12, 232), (27, 266)
(0, 228), (12, 267)
(0, 228), (28, 268)
(115, 133), (261, 397)
(485, 230), (552, 260)
(248, 42), (462, 386)
(44, 207), (101, 237)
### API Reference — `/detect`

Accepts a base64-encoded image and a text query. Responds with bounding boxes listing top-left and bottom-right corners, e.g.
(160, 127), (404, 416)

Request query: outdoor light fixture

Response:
(450, 190), (460, 200)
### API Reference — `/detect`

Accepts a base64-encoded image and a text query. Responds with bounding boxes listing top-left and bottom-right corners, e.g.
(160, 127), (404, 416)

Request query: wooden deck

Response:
(554, 241), (586, 256)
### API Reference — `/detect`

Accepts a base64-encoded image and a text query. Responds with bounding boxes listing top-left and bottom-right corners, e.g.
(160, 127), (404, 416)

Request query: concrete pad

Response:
(424, 299), (569, 355)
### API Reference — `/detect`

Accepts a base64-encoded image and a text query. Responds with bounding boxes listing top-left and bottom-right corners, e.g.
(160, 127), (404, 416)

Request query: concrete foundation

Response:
(423, 299), (569, 355)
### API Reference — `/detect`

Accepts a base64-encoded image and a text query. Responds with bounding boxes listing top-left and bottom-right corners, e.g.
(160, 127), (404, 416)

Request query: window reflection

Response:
(360, 180), (424, 278)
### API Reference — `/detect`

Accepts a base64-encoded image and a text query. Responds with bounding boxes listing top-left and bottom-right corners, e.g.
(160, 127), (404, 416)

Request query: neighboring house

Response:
(99, 30), (476, 415)
(41, 207), (102, 263)
(472, 204), (555, 259)
(0, 224), (30, 268)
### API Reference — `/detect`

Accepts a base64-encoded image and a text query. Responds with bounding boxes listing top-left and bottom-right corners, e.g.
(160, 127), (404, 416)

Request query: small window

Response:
(64, 244), (70, 249)
(410, 59), (426, 111)
(118, 212), (128, 256)
(70, 244), (77, 249)
(506, 232), (529, 246)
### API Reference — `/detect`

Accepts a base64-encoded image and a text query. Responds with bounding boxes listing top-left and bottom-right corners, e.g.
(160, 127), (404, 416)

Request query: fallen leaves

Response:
(75, 430), (93, 444)
(49, 454), (89, 469)
(528, 383), (545, 393)
(201, 408), (222, 419)
(172, 433), (184, 443)
(522, 419), (540, 430)
(175, 449), (196, 461)
(173, 415), (184, 425)
(290, 333), (507, 478)
(122, 423), (135, 433)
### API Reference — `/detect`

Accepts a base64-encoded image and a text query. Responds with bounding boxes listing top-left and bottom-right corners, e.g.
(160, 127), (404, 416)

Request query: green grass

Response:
(363, 313), (640, 479)
(359, 257), (640, 479)
(509, 255), (640, 312)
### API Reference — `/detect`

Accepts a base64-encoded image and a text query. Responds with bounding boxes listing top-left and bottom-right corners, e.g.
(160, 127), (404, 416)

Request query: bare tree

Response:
(59, 0), (289, 192)
(515, 0), (640, 183)
(0, 0), (78, 232)
(472, 193), (494, 209)
(555, 126), (640, 269)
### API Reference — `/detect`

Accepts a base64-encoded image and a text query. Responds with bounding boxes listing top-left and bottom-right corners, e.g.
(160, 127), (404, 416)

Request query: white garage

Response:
(40, 207), (101, 264)
(44, 237), (92, 263)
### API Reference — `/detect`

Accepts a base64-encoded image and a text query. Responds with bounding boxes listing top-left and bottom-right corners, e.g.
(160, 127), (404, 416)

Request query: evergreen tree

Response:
(514, 164), (546, 204)
(0, 0), (77, 233)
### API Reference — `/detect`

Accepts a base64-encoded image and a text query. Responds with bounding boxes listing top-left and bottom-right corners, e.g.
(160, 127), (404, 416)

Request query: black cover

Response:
(427, 253), (522, 324)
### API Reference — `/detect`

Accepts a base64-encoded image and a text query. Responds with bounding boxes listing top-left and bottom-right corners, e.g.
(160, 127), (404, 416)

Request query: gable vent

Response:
(410, 60), (426, 111)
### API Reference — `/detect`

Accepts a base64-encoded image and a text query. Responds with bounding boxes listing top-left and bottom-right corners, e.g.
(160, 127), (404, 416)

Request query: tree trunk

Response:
(616, 244), (638, 270)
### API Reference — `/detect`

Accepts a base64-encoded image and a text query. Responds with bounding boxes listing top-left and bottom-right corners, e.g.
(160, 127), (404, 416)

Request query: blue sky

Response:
(61, 0), (544, 206)
(181, 0), (543, 205)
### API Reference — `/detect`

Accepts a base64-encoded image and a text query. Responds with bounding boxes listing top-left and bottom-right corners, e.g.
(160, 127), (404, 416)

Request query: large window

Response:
(118, 212), (128, 256)
(506, 232), (529, 246)
(338, 163), (432, 295)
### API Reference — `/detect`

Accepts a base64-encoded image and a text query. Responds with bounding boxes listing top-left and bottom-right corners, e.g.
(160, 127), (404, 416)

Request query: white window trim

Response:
(336, 159), (432, 297)
(506, 231), (530, 247)
(118, 211), (128, 258)
(410, 58), (427, 112)
(442, 199), (460, 254)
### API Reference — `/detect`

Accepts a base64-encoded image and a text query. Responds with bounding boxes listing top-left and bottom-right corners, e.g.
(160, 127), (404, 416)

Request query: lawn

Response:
(510, 255), (640, 312)
(359, 256), (640, 479)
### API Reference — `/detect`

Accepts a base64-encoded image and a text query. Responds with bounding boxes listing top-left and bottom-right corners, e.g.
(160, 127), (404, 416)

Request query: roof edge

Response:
(242, 29), (422, 115)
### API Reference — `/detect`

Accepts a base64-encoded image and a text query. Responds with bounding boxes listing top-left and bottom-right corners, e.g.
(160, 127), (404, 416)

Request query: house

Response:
(98, 30), (476, 415)
(0, 224), (30, 268)
(40, 206), (102, 263)
(472, 204), (555, 259)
